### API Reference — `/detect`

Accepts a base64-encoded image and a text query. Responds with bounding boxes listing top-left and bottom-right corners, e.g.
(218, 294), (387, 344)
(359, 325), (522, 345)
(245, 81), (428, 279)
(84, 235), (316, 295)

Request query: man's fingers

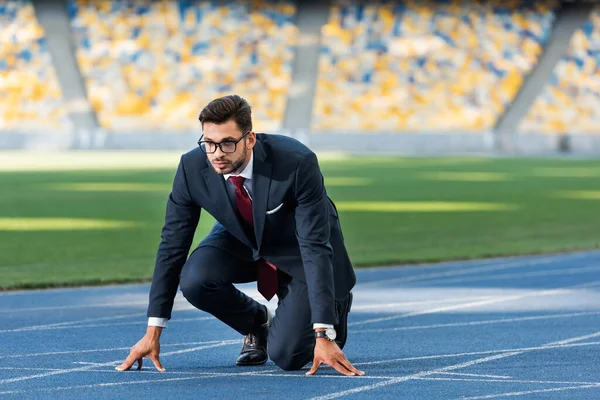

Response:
(115, 353), (138, 372)
(338, 358), (365, 376)
(339, 356), (365, 376)
(332, 360), (356, 376)
(305, 360), (321, 376)
(349, 365), (365, 376)
(148, 354), (166, 372)
(337, 359), (354, 373)
(136, 357), (143, 371)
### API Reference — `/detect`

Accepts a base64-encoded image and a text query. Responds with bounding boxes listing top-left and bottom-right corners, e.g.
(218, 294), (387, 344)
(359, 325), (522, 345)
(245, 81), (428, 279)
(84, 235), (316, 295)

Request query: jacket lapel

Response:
(251, 140), (272, 250)
(201, 159), (254, 249)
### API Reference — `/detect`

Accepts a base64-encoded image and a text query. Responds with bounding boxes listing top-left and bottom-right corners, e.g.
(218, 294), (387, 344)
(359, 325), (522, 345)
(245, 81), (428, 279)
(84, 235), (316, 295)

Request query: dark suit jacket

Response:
(147, 134), (356, 325)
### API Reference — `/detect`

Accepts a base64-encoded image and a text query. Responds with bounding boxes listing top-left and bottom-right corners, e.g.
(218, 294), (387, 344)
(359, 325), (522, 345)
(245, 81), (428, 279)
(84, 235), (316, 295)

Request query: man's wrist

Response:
(146, 325), (163, 339)
(315, 328), (337, 342)
(313, 323), (336, 342)
(148, 317), (168, 328)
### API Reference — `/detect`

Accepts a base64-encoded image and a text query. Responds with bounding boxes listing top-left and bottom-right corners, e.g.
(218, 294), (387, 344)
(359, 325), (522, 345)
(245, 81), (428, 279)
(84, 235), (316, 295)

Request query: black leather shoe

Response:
(334, 291), (353, 349)
(236, 307), (272, 366)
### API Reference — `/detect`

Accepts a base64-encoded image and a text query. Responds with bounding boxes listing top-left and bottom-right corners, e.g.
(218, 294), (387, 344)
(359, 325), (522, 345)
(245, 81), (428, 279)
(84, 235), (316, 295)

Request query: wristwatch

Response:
(315, 327), (337, 341)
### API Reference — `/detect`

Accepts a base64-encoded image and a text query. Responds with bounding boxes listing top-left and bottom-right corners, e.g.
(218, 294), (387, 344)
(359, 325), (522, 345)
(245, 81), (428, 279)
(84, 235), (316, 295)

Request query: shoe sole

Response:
(236, 360), (268, 366)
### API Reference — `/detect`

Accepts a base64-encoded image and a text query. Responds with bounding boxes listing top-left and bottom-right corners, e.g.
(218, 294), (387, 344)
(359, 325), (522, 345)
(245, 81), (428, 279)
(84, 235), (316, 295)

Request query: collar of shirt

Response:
(223, 150), (254, 182)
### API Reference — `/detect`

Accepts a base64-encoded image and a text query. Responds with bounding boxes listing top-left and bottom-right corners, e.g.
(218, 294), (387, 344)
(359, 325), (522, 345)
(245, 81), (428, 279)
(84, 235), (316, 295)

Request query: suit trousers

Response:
(179, 243), (316, 371)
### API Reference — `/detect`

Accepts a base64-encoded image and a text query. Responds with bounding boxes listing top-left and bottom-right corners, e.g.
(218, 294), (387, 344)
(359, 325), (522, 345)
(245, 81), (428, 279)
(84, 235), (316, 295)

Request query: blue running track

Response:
(2, 250), (600, 399)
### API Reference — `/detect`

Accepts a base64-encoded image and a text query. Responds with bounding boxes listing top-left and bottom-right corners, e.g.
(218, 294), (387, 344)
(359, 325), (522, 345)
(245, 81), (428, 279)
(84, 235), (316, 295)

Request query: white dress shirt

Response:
(149, 151), (333, 331)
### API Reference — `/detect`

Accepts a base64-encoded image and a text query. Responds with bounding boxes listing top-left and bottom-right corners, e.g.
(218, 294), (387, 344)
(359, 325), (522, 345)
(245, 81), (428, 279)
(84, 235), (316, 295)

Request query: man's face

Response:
(202, 119), (255, 175)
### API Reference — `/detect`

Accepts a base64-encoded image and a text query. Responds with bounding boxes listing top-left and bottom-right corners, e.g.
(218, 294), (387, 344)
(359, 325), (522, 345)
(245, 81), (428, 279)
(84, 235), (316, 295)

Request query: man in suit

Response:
(117, 95), (363, 376)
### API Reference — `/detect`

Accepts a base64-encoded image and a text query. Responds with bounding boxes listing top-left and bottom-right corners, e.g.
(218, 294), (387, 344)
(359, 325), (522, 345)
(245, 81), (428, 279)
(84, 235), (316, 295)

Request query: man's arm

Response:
(294, 152), (364, 377)
(147, 156), (201, 322)
(117, 156), (200, 373)
(294, 152), (336, 325)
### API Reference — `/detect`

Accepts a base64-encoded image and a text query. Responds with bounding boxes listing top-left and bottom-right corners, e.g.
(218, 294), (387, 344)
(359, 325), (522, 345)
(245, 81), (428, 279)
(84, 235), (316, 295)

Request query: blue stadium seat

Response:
(0, 0), (71, 132)
(312, 0), (558, 132)
(69, 0), (297, 132)
(520, 7), (600, 134)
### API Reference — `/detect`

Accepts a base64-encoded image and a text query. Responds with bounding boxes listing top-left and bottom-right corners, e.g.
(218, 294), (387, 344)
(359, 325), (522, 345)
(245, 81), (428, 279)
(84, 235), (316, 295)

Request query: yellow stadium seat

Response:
(0, 1), (70, 132)
(313, 0), (558, 132)
(520, 6), (600, 134)
(69, 0), (297, 132)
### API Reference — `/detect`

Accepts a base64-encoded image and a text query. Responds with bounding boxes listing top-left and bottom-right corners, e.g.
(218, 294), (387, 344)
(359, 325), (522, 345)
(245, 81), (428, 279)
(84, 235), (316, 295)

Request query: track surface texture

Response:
(2, 250), (600, 399)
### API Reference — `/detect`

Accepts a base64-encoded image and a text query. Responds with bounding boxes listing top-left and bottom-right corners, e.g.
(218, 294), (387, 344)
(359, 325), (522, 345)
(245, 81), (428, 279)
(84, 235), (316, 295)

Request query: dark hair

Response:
(198, 94), (252, 133)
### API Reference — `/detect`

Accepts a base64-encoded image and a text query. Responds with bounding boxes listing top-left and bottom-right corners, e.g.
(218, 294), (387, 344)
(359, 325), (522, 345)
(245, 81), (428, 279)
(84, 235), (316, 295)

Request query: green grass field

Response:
(1, 152), (600, 290)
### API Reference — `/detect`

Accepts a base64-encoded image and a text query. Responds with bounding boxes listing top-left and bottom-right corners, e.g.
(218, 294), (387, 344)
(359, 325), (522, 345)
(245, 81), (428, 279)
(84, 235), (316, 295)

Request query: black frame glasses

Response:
(198, 131), (250, 154)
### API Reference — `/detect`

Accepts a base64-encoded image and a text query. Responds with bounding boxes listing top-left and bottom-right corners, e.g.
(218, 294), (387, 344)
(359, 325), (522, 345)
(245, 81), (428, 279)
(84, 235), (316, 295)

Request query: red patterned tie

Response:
(229, 176), (279, 301)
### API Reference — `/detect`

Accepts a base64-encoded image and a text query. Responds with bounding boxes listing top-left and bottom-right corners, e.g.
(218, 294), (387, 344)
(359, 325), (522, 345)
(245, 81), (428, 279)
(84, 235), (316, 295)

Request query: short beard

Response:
(212, 147), (247, 175)
(229, 150), (247, 174)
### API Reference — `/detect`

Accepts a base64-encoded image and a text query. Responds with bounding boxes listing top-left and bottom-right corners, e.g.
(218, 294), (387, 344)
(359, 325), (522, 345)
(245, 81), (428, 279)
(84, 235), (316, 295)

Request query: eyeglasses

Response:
(198, 131), (249, 154)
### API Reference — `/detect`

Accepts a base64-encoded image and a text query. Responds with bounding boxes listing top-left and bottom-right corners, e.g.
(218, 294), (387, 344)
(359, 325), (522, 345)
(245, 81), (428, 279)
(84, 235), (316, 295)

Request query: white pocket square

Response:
(266, 203), (283, 215)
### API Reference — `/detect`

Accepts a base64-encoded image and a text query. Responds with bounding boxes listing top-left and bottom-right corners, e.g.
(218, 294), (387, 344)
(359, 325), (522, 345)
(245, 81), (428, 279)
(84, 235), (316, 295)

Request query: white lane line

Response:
(0, 312), (144, 333)
(350, 295), (497, 311)
(349, 280), (600, 327)
(73, 362), (111, 366)
(6, 279), (598, 335)
(0, 340), (240, 385)
(4, 295), (474, 315)
(417, 377), (600, 385)
(29, 316), (216, 331)
(310, 332), (600, 399)
(0, 368), (507, 381)
(0, 368), (280, 396)
(0, 298), (197, 314)
(350, 290), (568, 326)
(354, 311), (600, 334)
(0, 338), (241, 359)
(354, 340), (600, 366)
(419, 264), (600, 286)
(92, 371), (389, 379)
(0, 367), (597, 388)
(85, 369), (283, 376)
(0, 316), (215, 334)
(552, 331), (600, 345)
(459, 384), (600, 399)
(0, 300), (152, 314)
(158, 340), (238, 356)
(435, 372), (512, 379)
(359, 256), (564, 287)
(0, 367), (65, 372)
(0, 366), (284, 377)
(311, 352), (524, 400)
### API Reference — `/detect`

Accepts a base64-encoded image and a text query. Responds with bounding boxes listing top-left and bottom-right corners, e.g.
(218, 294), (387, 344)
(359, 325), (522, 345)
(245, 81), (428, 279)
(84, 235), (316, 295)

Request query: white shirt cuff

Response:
(148, 317), (169, 328)
(313, 323), (334, 329)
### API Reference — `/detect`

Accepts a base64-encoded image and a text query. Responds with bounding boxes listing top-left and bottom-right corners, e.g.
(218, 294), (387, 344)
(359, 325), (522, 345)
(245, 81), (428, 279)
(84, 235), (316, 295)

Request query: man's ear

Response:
(247, 131), (257, 149)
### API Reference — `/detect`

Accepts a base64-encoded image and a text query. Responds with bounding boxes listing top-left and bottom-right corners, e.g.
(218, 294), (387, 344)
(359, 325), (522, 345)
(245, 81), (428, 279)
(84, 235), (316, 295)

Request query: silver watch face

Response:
(325, 327), (337, 341)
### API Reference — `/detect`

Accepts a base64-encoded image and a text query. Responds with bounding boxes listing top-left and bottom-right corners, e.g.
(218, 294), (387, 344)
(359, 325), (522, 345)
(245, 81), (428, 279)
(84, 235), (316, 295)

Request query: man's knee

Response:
(179, 276), (215, 309)
(268, 339), (313, 371)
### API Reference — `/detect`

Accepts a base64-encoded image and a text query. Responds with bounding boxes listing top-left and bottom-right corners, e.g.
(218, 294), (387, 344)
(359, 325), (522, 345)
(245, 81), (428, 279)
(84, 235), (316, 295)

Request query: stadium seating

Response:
(520, 7), (600, 134)
(0, 0), (71, 132)
(69, 0), (297, 132)
(312, 0), (558, 132)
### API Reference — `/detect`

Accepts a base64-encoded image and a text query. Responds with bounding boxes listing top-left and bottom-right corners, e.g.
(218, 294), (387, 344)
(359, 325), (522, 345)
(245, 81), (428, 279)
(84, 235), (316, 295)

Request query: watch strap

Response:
(315, 330), (334, 341)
